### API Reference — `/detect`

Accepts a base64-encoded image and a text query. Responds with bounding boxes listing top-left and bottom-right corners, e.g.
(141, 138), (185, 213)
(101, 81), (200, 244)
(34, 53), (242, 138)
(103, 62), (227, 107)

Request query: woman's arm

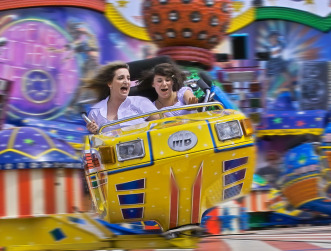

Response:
(137, 96), (161, 121)
(146, 114), (161, 121)
(183, 90), (198, 105)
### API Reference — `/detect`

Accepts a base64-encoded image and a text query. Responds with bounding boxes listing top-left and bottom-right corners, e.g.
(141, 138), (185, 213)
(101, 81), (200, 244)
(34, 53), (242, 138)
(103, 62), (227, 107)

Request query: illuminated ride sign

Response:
(0, 19), (80, 120)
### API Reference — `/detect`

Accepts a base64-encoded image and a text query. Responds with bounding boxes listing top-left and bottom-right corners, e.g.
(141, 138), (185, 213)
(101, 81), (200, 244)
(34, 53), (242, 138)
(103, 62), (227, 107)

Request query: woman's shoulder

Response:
(91, 97), (108, 109)
(178, 86), (192, 93)
(177, 86), (192, 101)
(128, 95), (153, 104)
(127, 96), (157, 112)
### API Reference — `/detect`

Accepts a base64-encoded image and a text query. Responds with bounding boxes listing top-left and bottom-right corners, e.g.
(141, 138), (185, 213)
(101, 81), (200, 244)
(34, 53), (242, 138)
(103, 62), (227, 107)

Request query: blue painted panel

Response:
(49, 228), (66, 241)
(116, 179), (145, 191)
(224, 169), (246, 186)
(121, 207), (144, 219)
(223, 183), (243, 200)
(118, 193), (144, 205)
(223, 157), (248, 171)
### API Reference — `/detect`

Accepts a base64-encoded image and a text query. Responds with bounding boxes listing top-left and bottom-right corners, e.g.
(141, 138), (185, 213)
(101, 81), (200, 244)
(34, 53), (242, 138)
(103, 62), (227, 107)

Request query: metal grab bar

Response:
(98, 102), (224, 134)
(202, 89), (211, 112)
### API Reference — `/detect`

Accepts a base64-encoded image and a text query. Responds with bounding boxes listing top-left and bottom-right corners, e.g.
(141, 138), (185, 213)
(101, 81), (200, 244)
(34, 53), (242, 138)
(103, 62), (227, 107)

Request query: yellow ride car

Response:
(83, 102), (256, 235)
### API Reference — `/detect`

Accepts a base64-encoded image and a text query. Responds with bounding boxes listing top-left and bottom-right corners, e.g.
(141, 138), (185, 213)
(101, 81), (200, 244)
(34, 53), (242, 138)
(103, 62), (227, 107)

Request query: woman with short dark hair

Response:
(137, 63), (198, 117)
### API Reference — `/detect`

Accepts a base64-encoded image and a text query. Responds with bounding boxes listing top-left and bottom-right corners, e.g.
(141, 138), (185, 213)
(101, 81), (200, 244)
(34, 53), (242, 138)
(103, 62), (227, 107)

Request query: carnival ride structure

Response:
(1, 70), (256, 250)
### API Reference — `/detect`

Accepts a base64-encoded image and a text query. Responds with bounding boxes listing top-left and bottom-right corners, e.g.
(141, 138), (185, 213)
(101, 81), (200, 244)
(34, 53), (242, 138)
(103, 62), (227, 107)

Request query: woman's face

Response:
(152, 74), (174, 99)
(108, 68), (131, 99)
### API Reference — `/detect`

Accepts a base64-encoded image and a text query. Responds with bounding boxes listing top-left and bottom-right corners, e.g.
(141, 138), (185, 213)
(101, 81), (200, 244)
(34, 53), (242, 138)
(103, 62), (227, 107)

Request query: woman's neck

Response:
(157, 92), (177, 108)
(108, 95), (125, 106)
(107, 95), (126, 121)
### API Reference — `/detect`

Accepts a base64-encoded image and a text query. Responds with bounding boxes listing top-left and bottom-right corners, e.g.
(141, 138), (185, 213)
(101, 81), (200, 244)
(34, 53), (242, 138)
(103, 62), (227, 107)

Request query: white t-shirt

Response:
(88, 96), (157, 132)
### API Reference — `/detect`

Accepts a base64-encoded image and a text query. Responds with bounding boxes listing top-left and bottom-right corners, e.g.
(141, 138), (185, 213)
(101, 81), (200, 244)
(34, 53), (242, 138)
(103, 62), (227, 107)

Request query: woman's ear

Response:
(107, 81), (112, 89)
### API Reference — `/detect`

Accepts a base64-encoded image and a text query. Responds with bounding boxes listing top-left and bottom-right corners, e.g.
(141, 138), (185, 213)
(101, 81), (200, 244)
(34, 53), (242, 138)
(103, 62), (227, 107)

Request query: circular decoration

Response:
(190, 11), (201, 22)
(168, 10), (180, 21)
(152, 13), (161, 23)
(182, 28), (193, 38)
(208, 35), (219, 44)
(166, 28), (176, 38)
(154, 32), (163, 40)
(222, 2), (230, 12)
(143, 0), (231, 50)
(168, 130), (198, 152)
(205, 0), (215, 6)
(210, 16), (219, 26)
(198, 31), (208, 40)
(0, 19), (80, 120)
(22, 70), (55, 104)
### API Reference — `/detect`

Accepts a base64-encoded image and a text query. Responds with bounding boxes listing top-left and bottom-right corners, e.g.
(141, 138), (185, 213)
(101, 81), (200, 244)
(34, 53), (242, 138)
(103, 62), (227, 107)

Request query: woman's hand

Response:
(146, 114), (161, 121)
(183, 90), (199, 111)
(87, 120), (99, 134)
(187, 96), (198, 105)
(184, 90), (199, 106)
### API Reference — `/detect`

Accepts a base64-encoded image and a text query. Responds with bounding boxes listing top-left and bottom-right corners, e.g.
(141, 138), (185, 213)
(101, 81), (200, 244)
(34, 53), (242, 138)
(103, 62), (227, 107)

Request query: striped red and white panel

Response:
(239, 190), (269, 212)
(0, 168), (83, 218)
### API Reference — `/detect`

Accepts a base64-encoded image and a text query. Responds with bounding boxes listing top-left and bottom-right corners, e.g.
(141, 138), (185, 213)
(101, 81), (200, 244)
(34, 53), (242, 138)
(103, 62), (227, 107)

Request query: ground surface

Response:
(134, 225), (331, 251)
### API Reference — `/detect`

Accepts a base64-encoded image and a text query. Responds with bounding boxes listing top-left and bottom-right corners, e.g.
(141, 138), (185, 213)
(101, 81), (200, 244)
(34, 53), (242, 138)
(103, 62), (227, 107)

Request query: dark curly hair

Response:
(137, 63), (186, 94)
(84, 61), (129, 101)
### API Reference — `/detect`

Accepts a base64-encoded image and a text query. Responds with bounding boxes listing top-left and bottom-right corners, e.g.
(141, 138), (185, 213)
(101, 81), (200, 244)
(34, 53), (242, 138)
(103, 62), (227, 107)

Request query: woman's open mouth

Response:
(161, 88), (168, 92)
(120, 86), (129, 92)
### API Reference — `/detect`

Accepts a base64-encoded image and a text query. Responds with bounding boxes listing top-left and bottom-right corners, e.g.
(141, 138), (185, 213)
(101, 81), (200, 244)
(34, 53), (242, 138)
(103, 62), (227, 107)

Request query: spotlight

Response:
(255, 52), (270, 61)
(252, 0), (264, 7)
(215, 53), (229, 62)
(0, 37), (7, 47)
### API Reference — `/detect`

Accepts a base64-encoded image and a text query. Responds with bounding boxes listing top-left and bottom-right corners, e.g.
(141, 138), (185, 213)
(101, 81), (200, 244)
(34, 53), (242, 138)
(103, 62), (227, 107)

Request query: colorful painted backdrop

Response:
(0, 7), (155, 121)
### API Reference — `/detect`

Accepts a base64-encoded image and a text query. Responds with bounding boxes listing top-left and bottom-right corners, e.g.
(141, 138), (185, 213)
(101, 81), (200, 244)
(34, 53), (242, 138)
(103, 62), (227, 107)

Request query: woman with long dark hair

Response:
(85, 61), (159, 134)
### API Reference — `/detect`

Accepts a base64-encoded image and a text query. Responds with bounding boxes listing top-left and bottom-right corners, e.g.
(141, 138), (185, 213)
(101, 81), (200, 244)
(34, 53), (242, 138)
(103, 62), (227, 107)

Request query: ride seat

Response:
(129, 85), (157, 102)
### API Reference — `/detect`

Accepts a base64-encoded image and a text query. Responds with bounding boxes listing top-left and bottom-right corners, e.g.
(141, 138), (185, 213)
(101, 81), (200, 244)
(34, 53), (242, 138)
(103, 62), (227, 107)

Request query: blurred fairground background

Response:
(2, 0), (331, 250)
